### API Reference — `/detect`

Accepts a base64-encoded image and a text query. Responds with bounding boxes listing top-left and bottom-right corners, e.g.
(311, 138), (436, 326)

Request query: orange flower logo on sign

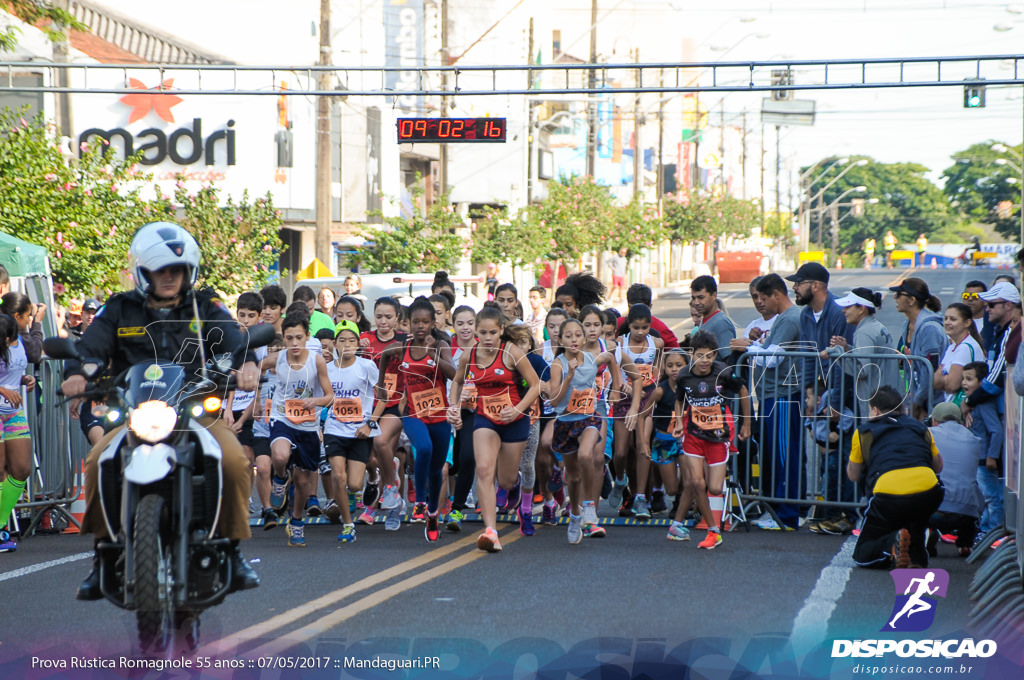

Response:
(119, 79), (183, 124)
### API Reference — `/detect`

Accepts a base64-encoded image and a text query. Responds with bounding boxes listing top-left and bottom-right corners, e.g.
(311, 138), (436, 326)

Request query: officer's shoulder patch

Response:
(117, 326), (146, 337)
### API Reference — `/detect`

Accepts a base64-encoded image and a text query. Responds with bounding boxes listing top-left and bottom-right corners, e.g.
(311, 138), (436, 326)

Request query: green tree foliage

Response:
(941, 141), (1022, 241)
(0, 110), (284, 300)
(152, 183), (284, 297)
(1, 1), (87, 52)
(662, 189), (761, 242)
(802, 156), (957, 256)
(468, 206), (545, 267)
(349, 187), (465, 273)
(600, 197), (665, 253)
(521, 176), (617, 262)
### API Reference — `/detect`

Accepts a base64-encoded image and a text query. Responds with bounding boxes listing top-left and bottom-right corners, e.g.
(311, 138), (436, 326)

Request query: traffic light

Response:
(964, 79), (986, 108)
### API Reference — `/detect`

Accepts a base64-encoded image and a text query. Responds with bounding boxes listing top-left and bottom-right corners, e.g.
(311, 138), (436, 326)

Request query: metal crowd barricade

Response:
(733, 348), (936, 525)
(16, 357), (91, 535)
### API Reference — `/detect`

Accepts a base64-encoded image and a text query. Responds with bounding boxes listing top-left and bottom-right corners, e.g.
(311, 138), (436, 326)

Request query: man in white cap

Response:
(964, 281), (1022, 411)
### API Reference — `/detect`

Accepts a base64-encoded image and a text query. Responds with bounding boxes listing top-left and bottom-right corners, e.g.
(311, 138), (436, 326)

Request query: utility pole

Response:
(53, 0), (73, 138)
(526, 18), (534, 205)
(315, 0), (332, 269)
(657, 69), (665, 200)
(632, 48), (641, 198)
(439, 0), (449, 199)
(586, 0), (597, 179)
(774, 125), (781, 237)
(759, 124), (766, 229)
(740, 111), (747, 200)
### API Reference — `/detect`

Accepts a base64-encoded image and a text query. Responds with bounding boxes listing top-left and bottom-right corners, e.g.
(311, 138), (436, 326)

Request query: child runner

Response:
(610, 304), (664, 520)
(374, 297), (455, 542)
(449, 308), (541, 551)
(361, 297), (407, 528)
(265, 313), (335, 547)
(650, 349), (688, 533)
(324, 320), (381, 543)
(335, 295), (372, 334)
(554, 272), (606, 319)
(224, 292), (265, 490)
(548, 318), (637, 544)
(429, 293), (454, 335)
(0, 314), (34, 553)
(447, 305), (478, 531)
(670, 330), (751, 549)
(537, 307), (569, 523)
(259, 284), (287, 335)
(252, 331), (284, 527)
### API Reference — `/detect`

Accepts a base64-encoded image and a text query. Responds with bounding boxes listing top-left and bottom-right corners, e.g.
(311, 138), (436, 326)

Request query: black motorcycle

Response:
(44, 324), (273, 655)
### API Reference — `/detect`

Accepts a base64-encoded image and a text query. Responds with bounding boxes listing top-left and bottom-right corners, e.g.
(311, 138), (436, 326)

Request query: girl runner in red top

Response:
(670, 330), (751, 550)
(373, 297), (456, 543)
(448, 307), (541, 552)
(360, 297), (406, 516)
(447, 305), (478, 531)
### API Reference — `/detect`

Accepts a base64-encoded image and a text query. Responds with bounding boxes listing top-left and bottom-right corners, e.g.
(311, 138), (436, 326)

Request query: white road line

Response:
(0, 551), (91, 583)
(790, 536), (856, 658)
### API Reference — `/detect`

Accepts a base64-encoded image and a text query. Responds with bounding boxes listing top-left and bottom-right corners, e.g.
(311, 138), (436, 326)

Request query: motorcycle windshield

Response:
(125, 363), (186, 407)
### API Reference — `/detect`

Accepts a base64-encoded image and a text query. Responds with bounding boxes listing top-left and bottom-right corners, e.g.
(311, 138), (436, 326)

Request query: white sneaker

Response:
(754, 515), (782, 531)
(379, 484), (401, 510)
(384, 501), (404, 531)
(582, 503), (599, 526)
(567, 514), (583, 544)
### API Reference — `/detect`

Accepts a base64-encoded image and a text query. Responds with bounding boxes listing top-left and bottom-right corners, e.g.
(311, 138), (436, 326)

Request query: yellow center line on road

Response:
(885, 266), (918, 288)
(242, 530), (524, 657)
(203, 532), (487, 656)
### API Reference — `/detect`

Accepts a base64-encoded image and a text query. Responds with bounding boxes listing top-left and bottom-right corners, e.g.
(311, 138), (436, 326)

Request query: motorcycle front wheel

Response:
(134, 494), (174, 656)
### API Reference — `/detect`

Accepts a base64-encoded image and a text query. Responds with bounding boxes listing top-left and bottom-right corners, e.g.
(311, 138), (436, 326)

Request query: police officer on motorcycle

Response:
(63, 221), (262, 599)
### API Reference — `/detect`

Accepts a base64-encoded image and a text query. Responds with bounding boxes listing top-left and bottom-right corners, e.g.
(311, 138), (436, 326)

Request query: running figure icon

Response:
(888, 572), (940, 629)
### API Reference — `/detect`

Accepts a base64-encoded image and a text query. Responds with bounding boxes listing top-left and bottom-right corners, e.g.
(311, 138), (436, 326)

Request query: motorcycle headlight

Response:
(129, 401), (177, 443)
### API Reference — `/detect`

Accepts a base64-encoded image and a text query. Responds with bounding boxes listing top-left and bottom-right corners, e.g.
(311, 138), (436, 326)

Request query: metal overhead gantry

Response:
(0, 55), (1023, 96)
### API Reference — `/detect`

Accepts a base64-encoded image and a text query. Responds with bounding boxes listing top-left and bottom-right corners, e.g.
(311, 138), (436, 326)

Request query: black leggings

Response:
(452, 410), (476, 510)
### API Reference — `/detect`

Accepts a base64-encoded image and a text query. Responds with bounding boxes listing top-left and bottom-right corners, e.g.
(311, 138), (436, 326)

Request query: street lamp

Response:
(798, 157), (849, 251)
(820, 186), (866, 262)
(808, 159), (870, 248)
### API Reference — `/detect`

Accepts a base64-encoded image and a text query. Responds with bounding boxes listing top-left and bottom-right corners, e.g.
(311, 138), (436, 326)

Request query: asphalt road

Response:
(1, 265), (1020, 680)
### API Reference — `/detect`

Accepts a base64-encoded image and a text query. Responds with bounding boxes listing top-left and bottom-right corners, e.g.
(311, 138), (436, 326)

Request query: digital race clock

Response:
(396, 117), (506, 143)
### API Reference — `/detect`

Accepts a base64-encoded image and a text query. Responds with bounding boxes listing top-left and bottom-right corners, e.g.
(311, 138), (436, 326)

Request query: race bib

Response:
(636, 363), (655, 387)
(690, 404), (725, 431)
(332, 397), (363, 423)
(284, 399), (318, 425)
(567, 388), (596, 416)
(480, 392), (514, 423)
(262, 398), (272, 424)
(461, 383), (478, 410)
(383, 373), (399, 401)
(410, 387), (446, 419)
(529, 399), (540, 425)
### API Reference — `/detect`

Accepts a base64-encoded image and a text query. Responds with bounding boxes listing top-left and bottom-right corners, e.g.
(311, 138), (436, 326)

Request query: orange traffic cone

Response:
(836, 258), (843, 269)
(64, 462), (86, 534)
(695, 494), (729, 530)
(930, 258), (937, 269)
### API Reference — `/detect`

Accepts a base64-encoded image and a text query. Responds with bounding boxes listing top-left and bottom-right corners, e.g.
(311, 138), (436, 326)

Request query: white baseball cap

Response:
(978, 282), (1021, 305)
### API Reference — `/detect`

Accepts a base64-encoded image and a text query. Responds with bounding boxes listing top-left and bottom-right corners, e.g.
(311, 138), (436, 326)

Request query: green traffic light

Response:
(968, 94), (981, 107)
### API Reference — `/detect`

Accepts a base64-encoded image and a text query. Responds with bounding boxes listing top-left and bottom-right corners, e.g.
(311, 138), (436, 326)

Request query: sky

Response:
(87, 0), (1024, 194)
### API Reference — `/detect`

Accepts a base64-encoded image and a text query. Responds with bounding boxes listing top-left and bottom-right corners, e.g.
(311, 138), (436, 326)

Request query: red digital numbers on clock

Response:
(397, 118), (506, 143)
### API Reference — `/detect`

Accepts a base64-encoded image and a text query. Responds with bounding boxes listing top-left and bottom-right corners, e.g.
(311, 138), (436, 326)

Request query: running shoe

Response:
(667, 523), (690, 541)
(323, 499), (342, 524)
(354, 491), (364, 512)
(698, 530), (722, 550)
(476, 526), (502, 552)
(518, 508), (535, 536)
(582, 523), (606, 538)
(552, 486), (566, 507)
(542, 502), (557, 526)
(356, 508), (375, 525)
(269, 473), (289, 511)
(411, 502), (427, 523)
(441, 497), (453, 517)
(600, 465), (613, 499)
(384, 501), (404, 531)
(496, 486), (509, 512)
(633, 496), (652, 521)
(305, 496), (322, 517)
(0, 530), (16, 552)
(567, 514), (583, 544)
(380, 484), (402, 510)
(363, 482), (380, 509)
(892, 528), (911, 568)
(505, 473), (522, 512)
(650, 490), (667, 514)
(618, 497), (635, 518)
(806, 519), (825, 534)
(582, 502), (599, 525)
(407, 478), (417, 504)
(425, 514), (441, 542)
(548, 465), (564, 492)
(754, 515), (794, 531)
(261, 507), (278, 531)
(940, 533), (958, 544)
(820, 517), (853, 536)
(337, 524), (356, 543)
(607, 477), (626, 510)
(287, 519), (305, 547)
(447, 509), (465, 532)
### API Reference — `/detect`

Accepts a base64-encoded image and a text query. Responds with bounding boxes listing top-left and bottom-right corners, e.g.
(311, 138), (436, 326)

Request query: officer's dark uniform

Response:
(68, 287), (255, 542)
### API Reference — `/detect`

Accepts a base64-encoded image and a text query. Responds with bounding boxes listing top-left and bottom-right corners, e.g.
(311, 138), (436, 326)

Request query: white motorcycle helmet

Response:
(128, 221), (201, 297)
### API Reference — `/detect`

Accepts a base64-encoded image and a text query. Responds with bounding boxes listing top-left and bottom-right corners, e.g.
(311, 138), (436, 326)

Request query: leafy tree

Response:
(941, 141), (1022, 241)
(469, 206), (545, 267)
(0, 109), (150, 298)
(803, 156), (957, 256)
(348, 187), (465, 273)
(152, 182), (284, 296)
(520, 176), (616, 262)
(662, 189), (761, 242)
(0, 1), (87, 52)
(601, 198), (665, 253)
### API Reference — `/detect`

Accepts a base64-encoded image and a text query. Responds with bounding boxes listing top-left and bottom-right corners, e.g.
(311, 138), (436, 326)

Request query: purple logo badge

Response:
(883, 569), (948, 632)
